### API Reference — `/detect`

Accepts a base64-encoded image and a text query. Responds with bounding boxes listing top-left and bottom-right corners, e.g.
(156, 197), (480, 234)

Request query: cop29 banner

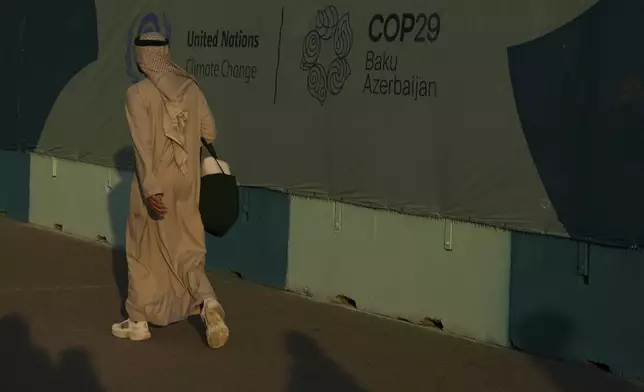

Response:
(8, 0), (644, 247)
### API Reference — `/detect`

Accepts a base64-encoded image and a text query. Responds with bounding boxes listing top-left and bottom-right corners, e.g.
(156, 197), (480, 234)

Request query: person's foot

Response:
(201, 298), (229, 349)
(111, 319), (151, 341)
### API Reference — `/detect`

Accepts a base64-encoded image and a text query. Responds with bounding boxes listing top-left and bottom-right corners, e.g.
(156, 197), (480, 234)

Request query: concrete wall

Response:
(0, 150), (512, 348)
(510, 232), (644, 380)
(287, 197), (511, 346)
(0, 150), (30, 222)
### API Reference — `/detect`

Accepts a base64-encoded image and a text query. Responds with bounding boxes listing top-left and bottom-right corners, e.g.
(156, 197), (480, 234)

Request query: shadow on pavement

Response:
(286, 331), (367, 392)
(0, 313), (104, 392)
(111, 246), (129, 320)
(108, 147), (135, 320)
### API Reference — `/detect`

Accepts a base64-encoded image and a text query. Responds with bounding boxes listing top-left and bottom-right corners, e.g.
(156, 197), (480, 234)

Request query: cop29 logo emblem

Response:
(125, 12), (172, 84)
(300, 6), (353, 106)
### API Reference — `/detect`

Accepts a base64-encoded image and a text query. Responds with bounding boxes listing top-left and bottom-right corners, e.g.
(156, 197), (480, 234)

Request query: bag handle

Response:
(200, 137), (226, 174)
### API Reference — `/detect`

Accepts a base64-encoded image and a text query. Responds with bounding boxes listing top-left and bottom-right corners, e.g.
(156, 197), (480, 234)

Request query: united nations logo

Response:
(125, 12), (172, 83)
(300, 6), (353, 106)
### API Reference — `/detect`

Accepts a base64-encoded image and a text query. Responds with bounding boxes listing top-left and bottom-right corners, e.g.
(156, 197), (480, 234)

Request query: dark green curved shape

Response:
(0, 0), (98, 221)
(509, 0), (644, 247)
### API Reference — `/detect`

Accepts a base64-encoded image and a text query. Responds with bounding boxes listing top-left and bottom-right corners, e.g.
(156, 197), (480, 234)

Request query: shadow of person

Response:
(0, 313), (53, 391)
(513, 309), (573, 362)
(285, 331), (368, 392)
(56, 348), (106, 392)
(108, 147), (135, 319)
(0, 313), (104, 392)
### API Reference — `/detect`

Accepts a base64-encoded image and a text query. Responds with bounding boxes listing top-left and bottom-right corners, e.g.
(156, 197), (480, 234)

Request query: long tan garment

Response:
(124, 73), (217, 326)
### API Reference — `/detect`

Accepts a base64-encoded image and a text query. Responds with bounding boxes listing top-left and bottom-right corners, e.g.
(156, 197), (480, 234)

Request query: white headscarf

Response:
(135, 32), (194, 81)
(134, 32), (196, 175)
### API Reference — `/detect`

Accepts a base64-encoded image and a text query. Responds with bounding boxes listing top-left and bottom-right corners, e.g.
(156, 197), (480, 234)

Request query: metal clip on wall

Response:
(577, 242), (590, 285)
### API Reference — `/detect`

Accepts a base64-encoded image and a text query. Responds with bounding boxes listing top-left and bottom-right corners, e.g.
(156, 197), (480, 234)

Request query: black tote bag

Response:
(199, 137), (240, 237)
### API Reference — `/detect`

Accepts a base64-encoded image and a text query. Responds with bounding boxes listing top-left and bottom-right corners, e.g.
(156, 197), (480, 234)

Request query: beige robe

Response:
(124, 74), (217, 326)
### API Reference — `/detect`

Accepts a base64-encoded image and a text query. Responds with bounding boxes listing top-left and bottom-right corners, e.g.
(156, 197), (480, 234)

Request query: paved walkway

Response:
(0, 216), (640, 392)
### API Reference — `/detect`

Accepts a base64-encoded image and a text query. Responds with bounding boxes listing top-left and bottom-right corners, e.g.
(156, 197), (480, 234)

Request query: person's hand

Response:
(147, 193), (168, 216)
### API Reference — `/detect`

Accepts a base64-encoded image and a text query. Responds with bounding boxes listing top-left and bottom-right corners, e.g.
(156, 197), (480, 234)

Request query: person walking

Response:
(111, 31), (229, 349)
